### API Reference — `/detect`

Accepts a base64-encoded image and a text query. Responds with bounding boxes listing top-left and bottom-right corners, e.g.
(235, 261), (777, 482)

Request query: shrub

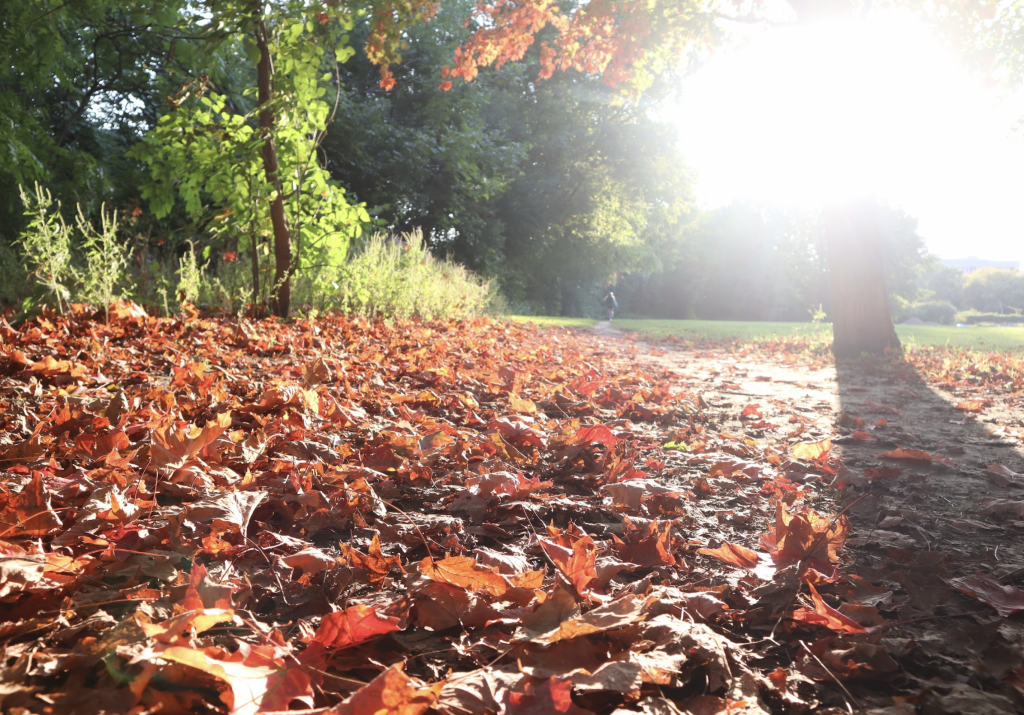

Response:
(75, 203), (133, 320)
(331, 229), (501, 319)
(911, 300), (957, 325)
(893, 298), (957, 325)
(17, 183), (74, 313)
(954, 310), (1024, 326)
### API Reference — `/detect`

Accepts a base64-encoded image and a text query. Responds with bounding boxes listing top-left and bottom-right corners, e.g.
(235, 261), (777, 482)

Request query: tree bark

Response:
(254, 12), (292, 318)
(824, 200), (902, 358)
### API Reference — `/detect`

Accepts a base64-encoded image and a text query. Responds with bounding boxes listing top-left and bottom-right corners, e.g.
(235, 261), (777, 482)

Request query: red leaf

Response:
(572, 424), (618, 450)
(699, 541), (759, 570)
(762, 502), (848, 566)
(790, 583), (866, 634)
(615, 517), (675, 567)
(540, 532), (598, 599)
(505, 676), (594, 715)
(312, 604), (404, 649)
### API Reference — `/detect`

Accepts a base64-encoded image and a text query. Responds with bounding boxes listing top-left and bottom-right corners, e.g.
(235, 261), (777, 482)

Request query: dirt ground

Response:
(593, 320), (1024, 713)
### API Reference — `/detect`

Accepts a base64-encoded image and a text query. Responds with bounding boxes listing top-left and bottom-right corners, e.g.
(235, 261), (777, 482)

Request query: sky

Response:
(669, 8), (1024, 267)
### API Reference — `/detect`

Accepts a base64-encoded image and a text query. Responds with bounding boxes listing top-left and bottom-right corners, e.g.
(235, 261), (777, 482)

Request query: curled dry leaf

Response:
(518, 593), (654, 645)
(134, 642), (314, 715)
(312, 603), (406, 649)
(789, 583), (866, 634)
(761, 502), (849, 566)
(791, 438), (832, 462)
(945, 572), (1024, 617)
(877, 447), (954, 466)
(985, 463), (1024, 488)
(699, 541), (760, 570)
(540, 532), (599, 599)
(333, 664), (443, 715)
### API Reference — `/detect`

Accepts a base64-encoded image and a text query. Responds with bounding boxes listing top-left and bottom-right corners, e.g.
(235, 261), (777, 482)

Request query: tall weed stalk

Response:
(18, 183), (74, 314)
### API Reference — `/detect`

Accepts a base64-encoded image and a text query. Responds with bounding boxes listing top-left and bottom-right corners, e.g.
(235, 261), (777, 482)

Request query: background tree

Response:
(0, 0), (191, 236)
(963, 268), (1024, 314)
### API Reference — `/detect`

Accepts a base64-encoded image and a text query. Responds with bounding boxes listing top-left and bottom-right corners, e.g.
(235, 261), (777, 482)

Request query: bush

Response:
(911, 300), (957, 325)
(893, 298), (957, 325)
(954, 310), (1024, 326)
(331, 229), (501, 319)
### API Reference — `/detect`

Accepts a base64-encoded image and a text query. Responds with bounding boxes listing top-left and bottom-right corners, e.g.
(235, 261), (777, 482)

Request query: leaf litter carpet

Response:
(1, 305), (1023, 714)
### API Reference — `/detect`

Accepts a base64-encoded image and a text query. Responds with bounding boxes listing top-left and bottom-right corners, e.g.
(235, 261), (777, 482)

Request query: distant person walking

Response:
(603, 291), (617, 321)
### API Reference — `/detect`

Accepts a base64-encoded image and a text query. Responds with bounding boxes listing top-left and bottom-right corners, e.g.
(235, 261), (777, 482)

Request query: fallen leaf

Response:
(698, 542), (760, 570)
(878, 447), (953, 466)
(419, 555), (509, 597)
(946, 572), (1024, 617)
(312, 604), (405, 649)
(334, 664), (443, 715)
(791, 438), (832, 462)
(789, 583), (866, 634)
(985, 463), (1024, 488)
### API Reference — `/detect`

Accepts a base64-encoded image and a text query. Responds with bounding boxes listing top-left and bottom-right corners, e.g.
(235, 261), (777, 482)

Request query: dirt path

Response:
(593, 325), (1024, 713)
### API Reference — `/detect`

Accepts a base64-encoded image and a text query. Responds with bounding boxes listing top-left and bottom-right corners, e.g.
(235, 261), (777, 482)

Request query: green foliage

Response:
(17, 184), (74, 313)
(893, 298), (957, 325)
(333, 229), (500, 319)
(962, 267), (1024, 313)
(955, 310), (1024, 325)
(176, 245), (204, 307)
(915, 261), (965, 307)
(0, 0), (192, 242)
(129, 4), (371, 312)
(323, 2), (696, 314)
(74, 204), (133, 320)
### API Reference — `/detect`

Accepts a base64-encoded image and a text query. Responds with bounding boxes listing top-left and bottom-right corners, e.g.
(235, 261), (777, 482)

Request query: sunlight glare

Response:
(671, 11), (1024, 263)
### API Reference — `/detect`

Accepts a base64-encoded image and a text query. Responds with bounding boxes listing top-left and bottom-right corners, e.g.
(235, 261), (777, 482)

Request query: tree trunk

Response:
(254, 12), (291, 318)
(824, 200), (902, 358)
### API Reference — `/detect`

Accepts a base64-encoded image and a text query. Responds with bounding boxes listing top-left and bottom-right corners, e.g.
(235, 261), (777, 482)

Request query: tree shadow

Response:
(832, 350), (1024, 585)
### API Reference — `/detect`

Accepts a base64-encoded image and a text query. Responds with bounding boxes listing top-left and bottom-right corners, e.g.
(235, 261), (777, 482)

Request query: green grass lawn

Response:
(507, 316), (1024, 352)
